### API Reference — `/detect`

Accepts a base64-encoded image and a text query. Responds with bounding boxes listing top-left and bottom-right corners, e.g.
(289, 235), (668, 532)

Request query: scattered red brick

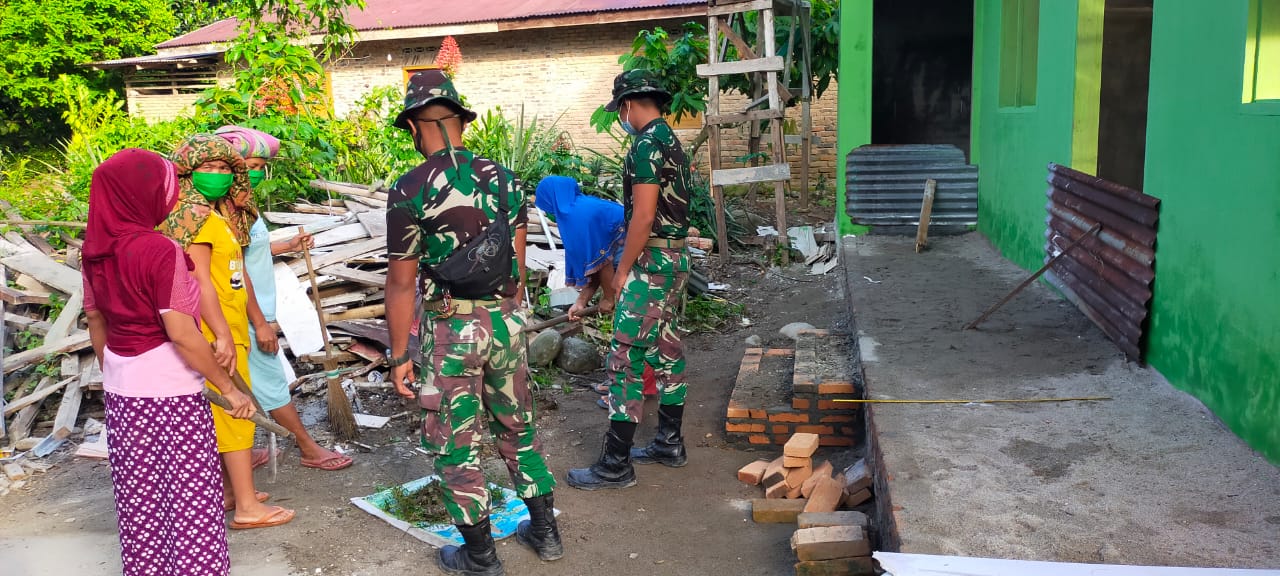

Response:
(737, 459), (771, 486)
(783, 433), (820, 458)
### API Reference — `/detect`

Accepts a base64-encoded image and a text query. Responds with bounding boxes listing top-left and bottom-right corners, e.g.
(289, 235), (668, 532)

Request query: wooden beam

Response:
(706, 108), (785, 126)
(3, 375), (75, 416)
(0, 287), (51, 306)
(287, 238), (384, 276)
(3, 331), (92, 374)
(52, 356), (92, 439)
(709, 0), (772, 17)
(718, 19), (757, 60)
(915, 179), (937, 253)
(697, 56), (785, 77)
(0, 251), (81, 294)
(43, 290), (82, 344)
(712, 164), (792, 187)
(319, 265), (387, 288)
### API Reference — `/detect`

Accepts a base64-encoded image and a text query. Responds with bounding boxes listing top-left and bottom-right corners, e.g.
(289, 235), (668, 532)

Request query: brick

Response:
(803, 474), (845, 513)
(765, 480), (792, 499)
(783, 454), (810, 468)
(843, 488), (872, 507)
(751, 498), (808, 523)
(794, 557), (878, 576)
(726, 421), (766, 433)
(764, 348), (794, 357)
(795, 425), (836, 435)
(819, 414), (854, 423)
(726, 400), (750, 419)
(784, 433), (820, 458)
(791, 398), (812, 410)
(748, 434), (771, 445)
(797, 511), (870, 529)
(790, 526), (871, 561)
(783, 462), (813, 489)
(786, 485), (804, 499)
(749, 408), (768, 419)
(737, 459), (771, 486)
(774, 436), (791, 445)
(800, 461), (833, 498)
(2, 463), (28, 481)
(842, 460), (872, 494)
(818, 436), (854, 447)
(773, 424), (792, 435)
(770, 412), (810, 424)
(838, 426), (858, 436)
(818, 381), (856, 395)
(762, 456), (787, 487)
(818, 400), (856, 411)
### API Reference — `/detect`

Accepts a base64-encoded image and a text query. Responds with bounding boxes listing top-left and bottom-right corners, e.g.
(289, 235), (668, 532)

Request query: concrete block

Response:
(738, 459), (771, 486)
(794, 557), (877, 576)
(784, 432), (820, 458)
(797, 511), (870, 529)
(804, 475), (846, 513)
(752, 498), (808, 523)
(790, 525), (871, 561)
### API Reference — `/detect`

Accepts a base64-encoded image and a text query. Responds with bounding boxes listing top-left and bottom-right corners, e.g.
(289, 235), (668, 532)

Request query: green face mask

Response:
(248, 169), (266, 188)
(191, 171), (234, 200)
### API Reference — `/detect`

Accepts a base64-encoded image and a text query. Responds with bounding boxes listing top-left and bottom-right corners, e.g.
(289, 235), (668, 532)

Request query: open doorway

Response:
(871, 0), (975, 159)
(1096, 0), (1153, 191)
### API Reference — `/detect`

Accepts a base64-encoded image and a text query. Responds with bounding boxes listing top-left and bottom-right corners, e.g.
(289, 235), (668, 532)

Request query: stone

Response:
(744, 334), (763, 347)
(791, 525), (871, 561)
(527, 329), (563, 367)
(797, 511), (871, 529)
(14, 437), (41, 451)
(751, 498), (808, 523)
(779, 322), (817, 340)
(556, 337), (601, 374)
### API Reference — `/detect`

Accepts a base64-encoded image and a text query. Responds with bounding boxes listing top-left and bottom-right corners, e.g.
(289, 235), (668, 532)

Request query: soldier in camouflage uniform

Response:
(384, 70), (561, 575)
(567, 70), (693, 491)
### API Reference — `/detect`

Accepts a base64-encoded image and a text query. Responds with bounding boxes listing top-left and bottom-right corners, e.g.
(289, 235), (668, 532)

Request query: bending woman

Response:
(82, 148), (255, 576)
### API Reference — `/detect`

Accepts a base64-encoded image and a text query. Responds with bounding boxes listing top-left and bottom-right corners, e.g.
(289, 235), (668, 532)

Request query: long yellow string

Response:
(832, 396), (1111, 404)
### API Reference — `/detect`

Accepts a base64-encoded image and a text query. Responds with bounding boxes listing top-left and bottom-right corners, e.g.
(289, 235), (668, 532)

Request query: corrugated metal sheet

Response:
(1042, 163), (1160, 361)
(158, 0), (705, 48)
(845, 144), (979, 227)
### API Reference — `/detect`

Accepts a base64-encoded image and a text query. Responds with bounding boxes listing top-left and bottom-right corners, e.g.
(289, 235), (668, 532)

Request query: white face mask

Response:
(619, 102), (639, 135)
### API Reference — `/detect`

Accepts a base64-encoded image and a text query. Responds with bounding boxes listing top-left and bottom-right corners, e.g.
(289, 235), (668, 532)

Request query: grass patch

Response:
(375, 479), (507, 526)
(682, 294), (746, 333)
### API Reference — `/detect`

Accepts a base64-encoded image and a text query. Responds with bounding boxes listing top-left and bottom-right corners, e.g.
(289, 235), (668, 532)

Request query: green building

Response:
(836, 0), (1280, 462)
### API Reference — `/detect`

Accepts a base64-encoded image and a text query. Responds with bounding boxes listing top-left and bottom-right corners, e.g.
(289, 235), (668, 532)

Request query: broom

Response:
(299, 226), (358, 441)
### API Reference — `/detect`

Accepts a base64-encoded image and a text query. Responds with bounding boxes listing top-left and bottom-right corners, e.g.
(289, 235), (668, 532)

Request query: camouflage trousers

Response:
(607, 246), (689, 423)
(417, 297), (556, 526)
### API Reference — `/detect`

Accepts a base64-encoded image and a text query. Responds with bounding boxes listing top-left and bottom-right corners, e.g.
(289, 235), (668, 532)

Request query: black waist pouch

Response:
(424, 170), (514, 299)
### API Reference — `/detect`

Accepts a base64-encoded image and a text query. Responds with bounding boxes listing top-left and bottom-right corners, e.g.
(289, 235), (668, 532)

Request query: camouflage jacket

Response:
(386, 148), (527, 299)
(623, 118), (692, 239)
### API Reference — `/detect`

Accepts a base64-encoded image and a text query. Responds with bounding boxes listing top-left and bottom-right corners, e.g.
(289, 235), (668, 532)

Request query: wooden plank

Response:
(697, 56), (785, 77)
(319, 265), (387, 288)
(708, 0), (772, 16)
(0, 251), (81, 294)
(288, 238), (384, 276)
(5, 313), (51, 336)
(52, 356), (92, 439)
(312, 223), (370, 248)
(916, 179), (937, 253)
(3, 375), (75, 416)
(262, 212), (346, 226)
(44, 289), (83, 343)
(3, 331), (92, 374)
(0, 286), (51, 306)
(343, 200), (374, 214)
(712, 164), (792, 187)
(706, 108), (785, 126)
(357, 211), (387, 238)
(309, 180), (389, 202)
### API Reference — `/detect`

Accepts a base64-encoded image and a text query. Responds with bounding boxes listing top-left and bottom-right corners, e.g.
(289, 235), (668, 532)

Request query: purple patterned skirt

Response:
(105, 392), (229, 576)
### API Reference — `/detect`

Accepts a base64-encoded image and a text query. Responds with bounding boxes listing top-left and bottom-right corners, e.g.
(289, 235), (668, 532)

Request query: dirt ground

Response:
(0, 260), (852, 576)
(844, 233), (1280, 567)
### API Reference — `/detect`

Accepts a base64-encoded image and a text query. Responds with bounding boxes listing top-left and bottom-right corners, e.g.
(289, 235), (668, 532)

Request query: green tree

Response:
(171, 0), (235, 36)
(0, 0), (177, 148)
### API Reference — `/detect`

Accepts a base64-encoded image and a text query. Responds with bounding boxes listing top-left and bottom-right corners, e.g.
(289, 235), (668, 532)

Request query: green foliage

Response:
(0, 0), (177, 148)
(171, 0), (235, 36)
(681, 294), (745, 333)
(464, 106), (584, 195)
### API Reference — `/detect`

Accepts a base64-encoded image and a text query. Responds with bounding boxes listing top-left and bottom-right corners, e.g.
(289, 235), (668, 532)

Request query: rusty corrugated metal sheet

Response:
(1043, 163), (1160, 360)
(158, 0), (704, 48)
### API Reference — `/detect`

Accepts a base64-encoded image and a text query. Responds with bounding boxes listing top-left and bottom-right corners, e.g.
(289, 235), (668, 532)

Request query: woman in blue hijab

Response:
(534, 176), (626, 320)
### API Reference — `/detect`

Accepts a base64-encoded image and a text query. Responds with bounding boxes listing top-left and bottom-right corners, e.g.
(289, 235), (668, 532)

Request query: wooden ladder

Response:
(701, 0), (794, 263)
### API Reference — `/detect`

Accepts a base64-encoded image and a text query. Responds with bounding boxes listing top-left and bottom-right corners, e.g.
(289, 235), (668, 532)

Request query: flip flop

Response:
(300, 454), (354, 471)
(592, 382), (610, 395)
(229, 506), (295, 530)
(223, 491), (270, 512)
(596, 397), (609, 410)
(250, 447), (282, 470)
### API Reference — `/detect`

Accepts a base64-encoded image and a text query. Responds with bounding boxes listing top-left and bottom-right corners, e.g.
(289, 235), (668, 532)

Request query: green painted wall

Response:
(836, 0), (873, 235)
(1144, 0), (1280, 463)
(974, 0), (1082, 270)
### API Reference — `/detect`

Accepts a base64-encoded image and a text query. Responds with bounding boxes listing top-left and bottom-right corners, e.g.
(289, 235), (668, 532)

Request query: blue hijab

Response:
(534, 176), (625, 288)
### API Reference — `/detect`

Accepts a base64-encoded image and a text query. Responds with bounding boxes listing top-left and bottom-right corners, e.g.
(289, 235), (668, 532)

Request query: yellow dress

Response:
(194, 213), (255, 453)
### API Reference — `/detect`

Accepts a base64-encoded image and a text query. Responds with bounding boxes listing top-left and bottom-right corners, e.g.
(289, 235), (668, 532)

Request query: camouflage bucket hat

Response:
(393, 69), (477, 130)
(604, 69), (672, 112)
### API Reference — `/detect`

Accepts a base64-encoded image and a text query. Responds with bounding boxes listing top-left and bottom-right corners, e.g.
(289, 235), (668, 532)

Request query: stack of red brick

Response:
(737, 433), (876, 575)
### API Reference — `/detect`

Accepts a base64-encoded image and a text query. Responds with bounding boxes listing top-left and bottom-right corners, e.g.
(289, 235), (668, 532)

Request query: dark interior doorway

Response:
(871, 0), (975, 159)
(1096, 0), (1153, 191)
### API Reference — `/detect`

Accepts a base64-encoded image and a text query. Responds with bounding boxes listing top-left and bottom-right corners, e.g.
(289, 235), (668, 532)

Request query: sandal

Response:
(229, 506), (295, 530)
(223, 491), (270, 512)
(300, 454), (354, 471)
(250, 447), (282, 470)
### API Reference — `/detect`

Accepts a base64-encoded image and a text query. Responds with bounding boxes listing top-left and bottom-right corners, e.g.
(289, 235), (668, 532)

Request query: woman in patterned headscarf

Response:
(215, 125), (353, 472)
(159, 134), (295, 530)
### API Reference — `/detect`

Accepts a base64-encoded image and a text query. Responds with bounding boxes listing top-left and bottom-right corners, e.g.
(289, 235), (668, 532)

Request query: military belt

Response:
(645, 237), (686, 249)
(424, 295), (503, 319)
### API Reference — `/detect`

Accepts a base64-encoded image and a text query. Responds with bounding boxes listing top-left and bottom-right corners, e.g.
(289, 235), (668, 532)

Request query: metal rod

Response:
(834, 396), (1112, 404)
(963, 223), (1102, 330)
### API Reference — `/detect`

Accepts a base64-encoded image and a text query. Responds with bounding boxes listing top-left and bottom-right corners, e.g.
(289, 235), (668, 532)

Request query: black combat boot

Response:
(631, 403), (687, 467)
(438, 517), (504, 576)
(566, 420), (637, 490)
(516, 493), (563, 561)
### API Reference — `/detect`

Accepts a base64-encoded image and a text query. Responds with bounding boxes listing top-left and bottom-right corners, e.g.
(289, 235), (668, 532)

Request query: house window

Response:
(1243, 0), (1280, 103)
(403, 66), (440, 86)
(999, 0), (1040, 108)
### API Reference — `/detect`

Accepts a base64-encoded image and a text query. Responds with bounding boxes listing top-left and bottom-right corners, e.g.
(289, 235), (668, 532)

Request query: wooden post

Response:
(799, 7), (814, 209)
(764, 7), (788, 264)
(915, 179), (937, 253)
(708, 12), (731, 264)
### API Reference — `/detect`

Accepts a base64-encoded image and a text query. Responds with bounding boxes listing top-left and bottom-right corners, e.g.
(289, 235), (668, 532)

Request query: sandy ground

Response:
(0, 262), (851, 575)
(843, 233), (1280, 567)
